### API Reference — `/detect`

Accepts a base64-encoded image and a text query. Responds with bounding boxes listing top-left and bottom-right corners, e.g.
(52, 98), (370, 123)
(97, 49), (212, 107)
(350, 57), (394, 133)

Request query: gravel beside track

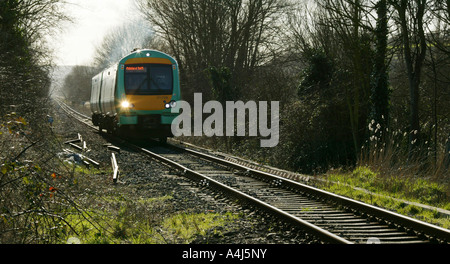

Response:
(51, 101), (314, 244)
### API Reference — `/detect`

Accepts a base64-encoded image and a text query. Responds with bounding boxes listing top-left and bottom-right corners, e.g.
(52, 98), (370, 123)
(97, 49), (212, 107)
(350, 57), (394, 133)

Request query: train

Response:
(90, 49), (180, 142)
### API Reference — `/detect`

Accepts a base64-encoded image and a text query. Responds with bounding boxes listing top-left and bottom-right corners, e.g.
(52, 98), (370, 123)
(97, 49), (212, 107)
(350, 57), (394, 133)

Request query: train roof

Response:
(119, 49), (177, 65)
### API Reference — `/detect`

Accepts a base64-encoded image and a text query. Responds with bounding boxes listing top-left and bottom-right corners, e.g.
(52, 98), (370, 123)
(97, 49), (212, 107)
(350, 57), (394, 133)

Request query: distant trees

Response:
(62, 65), (96, 102)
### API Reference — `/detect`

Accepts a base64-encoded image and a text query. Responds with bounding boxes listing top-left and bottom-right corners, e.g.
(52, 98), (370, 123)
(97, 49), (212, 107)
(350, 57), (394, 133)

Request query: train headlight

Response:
(121, 101), (133, 109)
(164, 100), (177, 109)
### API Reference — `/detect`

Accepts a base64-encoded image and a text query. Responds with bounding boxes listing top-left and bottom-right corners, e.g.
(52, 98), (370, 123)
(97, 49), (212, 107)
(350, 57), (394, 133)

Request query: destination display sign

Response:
(126, 66), (147, 72)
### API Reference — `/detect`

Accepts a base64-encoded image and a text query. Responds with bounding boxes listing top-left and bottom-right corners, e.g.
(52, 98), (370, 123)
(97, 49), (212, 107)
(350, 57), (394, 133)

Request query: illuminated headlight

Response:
(121, 101), (133, 109)
(164, 100), (177, 109)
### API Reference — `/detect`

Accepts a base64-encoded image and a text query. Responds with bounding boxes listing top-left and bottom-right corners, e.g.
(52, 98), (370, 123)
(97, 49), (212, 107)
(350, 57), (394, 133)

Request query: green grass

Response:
(162, 212), (239, 243)
(58, 191), (240, 244)
(318, 166), (450, 228)
(61, 209), (239, 244)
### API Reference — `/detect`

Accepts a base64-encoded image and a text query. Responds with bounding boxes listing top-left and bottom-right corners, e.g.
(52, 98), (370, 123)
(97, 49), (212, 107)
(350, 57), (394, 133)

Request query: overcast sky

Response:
(51, 0), (138, 66)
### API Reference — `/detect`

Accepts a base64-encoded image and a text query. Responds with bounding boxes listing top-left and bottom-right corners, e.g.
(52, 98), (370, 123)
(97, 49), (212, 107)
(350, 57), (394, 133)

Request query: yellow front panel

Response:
(126, 95), (173, 111)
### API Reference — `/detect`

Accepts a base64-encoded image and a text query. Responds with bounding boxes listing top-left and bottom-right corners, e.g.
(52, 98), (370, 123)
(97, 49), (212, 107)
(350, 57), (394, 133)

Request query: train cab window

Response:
(125, 64), (173, 95)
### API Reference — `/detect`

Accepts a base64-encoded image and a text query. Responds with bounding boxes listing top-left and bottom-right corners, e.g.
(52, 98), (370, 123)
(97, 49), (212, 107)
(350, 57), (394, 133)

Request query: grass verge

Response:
(317, 166), (450, 228)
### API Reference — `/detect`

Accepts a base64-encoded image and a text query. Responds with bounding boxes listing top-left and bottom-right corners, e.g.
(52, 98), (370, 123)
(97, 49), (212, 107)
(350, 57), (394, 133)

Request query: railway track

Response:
(57, 99), (450, 244)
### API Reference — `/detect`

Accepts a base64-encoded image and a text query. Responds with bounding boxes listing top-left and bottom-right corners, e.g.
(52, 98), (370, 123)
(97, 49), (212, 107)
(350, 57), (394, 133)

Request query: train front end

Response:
(116, 49), (180, 140)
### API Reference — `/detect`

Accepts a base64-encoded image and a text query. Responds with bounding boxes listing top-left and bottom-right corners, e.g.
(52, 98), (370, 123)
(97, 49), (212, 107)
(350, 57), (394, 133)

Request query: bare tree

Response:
(313, 0), (376, 155)
(136, 0), (291, 102)
(389, 0), (429, 155)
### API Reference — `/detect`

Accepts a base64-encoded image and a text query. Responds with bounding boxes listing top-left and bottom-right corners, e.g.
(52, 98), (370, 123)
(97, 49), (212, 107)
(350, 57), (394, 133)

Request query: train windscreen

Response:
(124, 64), (173, 95)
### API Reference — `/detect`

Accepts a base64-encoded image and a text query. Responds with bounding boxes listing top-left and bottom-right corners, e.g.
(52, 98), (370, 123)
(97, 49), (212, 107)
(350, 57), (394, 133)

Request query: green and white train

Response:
(90, 49), (180, 141)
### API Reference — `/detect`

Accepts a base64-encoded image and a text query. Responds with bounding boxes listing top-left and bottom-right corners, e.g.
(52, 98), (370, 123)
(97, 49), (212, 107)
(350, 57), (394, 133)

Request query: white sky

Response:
(51, 0), (138, 66)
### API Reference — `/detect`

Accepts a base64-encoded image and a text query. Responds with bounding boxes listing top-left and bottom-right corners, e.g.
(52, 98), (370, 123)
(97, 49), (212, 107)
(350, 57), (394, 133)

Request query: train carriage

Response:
(90, 49), (180, 141)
